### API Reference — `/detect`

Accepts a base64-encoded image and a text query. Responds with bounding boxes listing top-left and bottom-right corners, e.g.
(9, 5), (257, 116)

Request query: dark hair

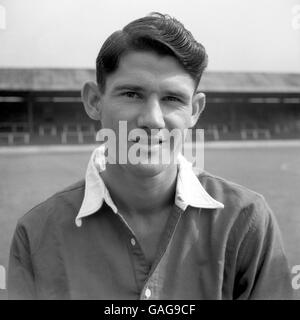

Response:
(96, 12), (208, 92)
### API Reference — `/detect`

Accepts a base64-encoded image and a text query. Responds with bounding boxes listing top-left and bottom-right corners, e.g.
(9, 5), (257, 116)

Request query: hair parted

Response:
(96, 12), (208, 92)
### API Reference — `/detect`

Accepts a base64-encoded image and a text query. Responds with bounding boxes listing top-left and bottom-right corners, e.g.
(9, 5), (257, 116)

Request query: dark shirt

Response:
(8, 172), (293, 299)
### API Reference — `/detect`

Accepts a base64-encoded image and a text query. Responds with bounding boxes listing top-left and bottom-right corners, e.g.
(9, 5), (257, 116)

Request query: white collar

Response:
(75, 145), (224, 227)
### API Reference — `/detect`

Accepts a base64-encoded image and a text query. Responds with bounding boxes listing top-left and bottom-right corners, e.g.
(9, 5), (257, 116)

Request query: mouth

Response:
(131, 136), (165, 145)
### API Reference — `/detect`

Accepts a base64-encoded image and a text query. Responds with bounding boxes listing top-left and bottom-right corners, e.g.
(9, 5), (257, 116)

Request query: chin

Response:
(126, 162), (175, 178)
(118, 146), (180, 177)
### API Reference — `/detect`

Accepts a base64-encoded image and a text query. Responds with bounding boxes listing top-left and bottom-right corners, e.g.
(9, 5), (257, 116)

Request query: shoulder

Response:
(198, 170), (264, 208)
(197, 171), (276, 238)
(14, 180), (85, 252)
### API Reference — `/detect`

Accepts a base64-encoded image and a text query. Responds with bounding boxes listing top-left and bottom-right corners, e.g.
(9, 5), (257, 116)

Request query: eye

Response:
(122, 91), (140, 99)
(163, 96), (182, 103)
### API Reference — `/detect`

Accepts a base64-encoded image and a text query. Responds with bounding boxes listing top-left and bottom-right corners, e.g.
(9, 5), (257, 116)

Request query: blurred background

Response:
(0, 0), (299, 299)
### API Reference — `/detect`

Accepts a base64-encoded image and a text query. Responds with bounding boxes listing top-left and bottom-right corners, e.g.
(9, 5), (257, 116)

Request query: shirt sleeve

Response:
(233, 197), (294, 300)
(8, 222), (36, 300)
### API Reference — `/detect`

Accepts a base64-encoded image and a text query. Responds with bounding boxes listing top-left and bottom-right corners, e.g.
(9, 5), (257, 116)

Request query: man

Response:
(8, 13), (293, 299)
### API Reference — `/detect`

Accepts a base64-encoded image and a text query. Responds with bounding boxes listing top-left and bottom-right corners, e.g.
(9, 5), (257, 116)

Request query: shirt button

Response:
(130, 238), (136, 246)
(145, 288), (151, 299)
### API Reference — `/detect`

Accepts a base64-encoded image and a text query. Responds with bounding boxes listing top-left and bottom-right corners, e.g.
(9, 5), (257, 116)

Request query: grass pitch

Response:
(0, 145), (299, 298)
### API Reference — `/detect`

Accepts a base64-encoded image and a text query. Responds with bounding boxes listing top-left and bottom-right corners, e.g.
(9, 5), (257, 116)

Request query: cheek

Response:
(100, 113), (114, 129)
(101, 104), (136, 129)
(164, 110), (192, 130)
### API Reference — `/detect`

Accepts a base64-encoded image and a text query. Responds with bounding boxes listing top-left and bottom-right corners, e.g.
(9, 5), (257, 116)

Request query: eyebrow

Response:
(112, 85), (145, 93)
(112, 84), (191, 101)
(163, 90), (190, 101)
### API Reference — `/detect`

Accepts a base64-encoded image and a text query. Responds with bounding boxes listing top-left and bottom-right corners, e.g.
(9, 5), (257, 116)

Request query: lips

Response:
(131, 136), (165, 145)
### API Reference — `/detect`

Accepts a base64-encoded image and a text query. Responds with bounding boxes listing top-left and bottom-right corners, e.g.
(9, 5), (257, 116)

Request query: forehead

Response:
(105, 51), (196, 93)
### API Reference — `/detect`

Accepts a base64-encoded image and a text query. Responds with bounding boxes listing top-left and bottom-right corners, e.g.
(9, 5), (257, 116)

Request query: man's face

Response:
(99, 51), (198, 176)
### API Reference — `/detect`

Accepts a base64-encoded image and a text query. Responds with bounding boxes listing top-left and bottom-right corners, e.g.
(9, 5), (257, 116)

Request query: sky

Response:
(0, 0), (300, 72)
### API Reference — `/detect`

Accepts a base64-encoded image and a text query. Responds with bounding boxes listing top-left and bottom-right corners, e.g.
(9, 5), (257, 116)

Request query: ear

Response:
(81, 81), (102, 121)
(190, 92), (206, 127)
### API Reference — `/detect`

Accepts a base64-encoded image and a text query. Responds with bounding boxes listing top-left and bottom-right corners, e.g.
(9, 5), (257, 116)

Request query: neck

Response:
(101, 163), (178, 216)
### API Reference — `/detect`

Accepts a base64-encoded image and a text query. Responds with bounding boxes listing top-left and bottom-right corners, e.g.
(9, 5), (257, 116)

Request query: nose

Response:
(137, 96), (165, 130)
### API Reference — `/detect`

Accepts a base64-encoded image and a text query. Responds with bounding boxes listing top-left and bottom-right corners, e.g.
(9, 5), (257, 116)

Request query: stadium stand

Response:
(0, 69), (299, 145)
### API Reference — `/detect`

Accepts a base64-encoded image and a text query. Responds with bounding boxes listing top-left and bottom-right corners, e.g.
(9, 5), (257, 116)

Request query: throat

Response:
(123, 205), (174, 266)
(101, 163), (178, 215)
